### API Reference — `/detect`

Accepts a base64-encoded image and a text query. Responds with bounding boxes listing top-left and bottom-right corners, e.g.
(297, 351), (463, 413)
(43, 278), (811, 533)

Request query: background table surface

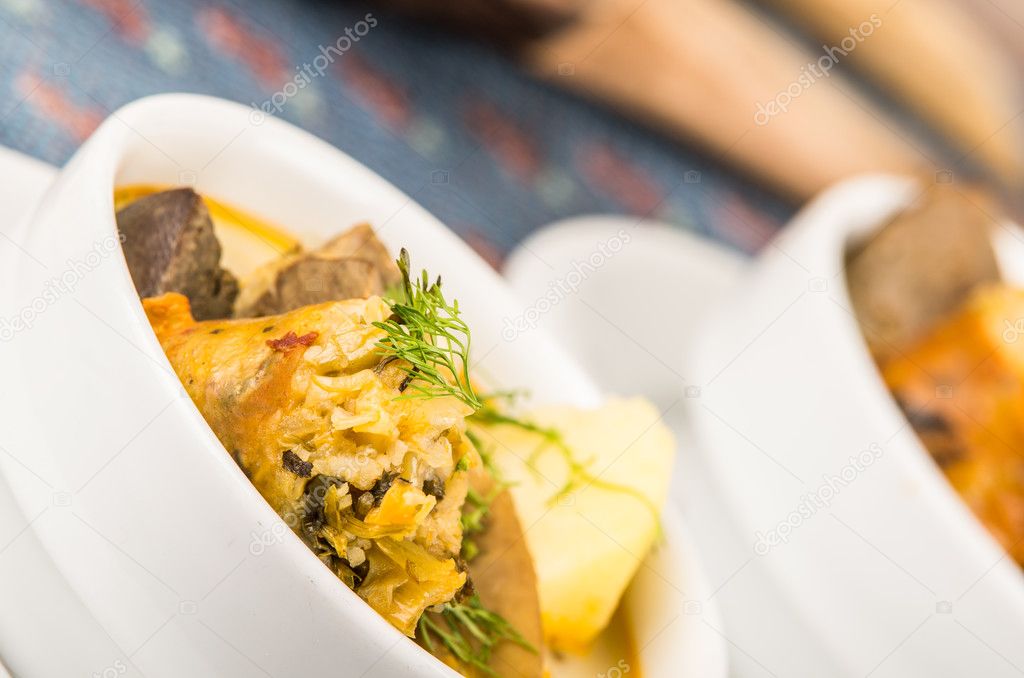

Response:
(0, 0), (793, 266)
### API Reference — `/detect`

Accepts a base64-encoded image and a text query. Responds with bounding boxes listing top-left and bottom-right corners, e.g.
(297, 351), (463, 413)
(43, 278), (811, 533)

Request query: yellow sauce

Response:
(114, 184), (301, 280)
(545, 606), (643, 678)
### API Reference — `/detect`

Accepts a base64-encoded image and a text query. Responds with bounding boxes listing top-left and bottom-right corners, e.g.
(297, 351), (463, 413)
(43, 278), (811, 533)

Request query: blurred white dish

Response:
(506, 200), (1024, 677)
(505, 217), (744, 410)
(505, 217), (845, 677)
(684, 175), (1024, 678)
(0, 148), (115, 678)
(0, 97), (719, 677)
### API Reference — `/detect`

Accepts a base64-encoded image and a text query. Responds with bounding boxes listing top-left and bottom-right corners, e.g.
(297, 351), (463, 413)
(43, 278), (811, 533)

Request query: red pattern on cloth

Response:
(463, 99), (541, 183)
(15, 72), (104, 142)
(196, 6), (290, 87)
(337, 53), (412, 131)
(79, 0), (151, 44)
(577, 143), (664, 217)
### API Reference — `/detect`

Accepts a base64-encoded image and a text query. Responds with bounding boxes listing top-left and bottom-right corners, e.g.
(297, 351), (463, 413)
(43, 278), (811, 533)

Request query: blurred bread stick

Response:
(378, 0), (933, 200)
(522, 0), (927, 200)
(756, 0), (1024, 186)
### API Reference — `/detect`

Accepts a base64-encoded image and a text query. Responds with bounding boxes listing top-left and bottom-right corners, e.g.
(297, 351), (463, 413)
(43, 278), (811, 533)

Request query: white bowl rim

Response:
(689, 173), (1024, 672)
(784, 174), (1024, 571)
(39, 91), (469, 677)
(1, 93), (712, 677)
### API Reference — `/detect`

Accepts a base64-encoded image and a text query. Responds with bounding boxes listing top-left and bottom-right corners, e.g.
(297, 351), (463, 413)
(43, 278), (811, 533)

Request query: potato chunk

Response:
(475, 398), (674, 652)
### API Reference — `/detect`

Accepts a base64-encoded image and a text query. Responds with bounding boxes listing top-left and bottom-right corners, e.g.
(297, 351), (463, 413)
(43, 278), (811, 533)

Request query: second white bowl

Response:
(687, 175), (1024, 677)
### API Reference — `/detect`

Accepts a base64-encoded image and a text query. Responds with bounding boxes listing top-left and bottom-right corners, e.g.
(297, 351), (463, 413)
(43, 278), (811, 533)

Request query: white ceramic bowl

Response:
(687, 175), (1024, 677)
(0, 95), (717, 677)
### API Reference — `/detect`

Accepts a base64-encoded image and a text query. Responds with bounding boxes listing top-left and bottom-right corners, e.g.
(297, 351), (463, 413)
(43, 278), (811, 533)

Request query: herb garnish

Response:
(374, 252), (532, 667)
(417, 595), (536, 676)
(460, 429), (510, 562)
(460, 486), (500, 562)
(465, 429), (503, 484)
(374, 249), (481, 410)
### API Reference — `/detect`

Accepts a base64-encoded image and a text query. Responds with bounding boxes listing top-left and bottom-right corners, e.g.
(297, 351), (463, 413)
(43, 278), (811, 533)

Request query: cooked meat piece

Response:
(116, 188), (238, 320)
(883, 286), (1024, 565)
(847, 185), (1000, 364)
(234, 223), (401, 317)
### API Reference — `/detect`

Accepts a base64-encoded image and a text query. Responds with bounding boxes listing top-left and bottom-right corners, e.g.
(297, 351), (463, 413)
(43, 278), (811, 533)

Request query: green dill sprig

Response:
(374, 249), (482, 410)
(460, 430), (510, 562)
(465, 429), (504, 484)
(417, 595), (536, 675)
(460, 486), (499, 561)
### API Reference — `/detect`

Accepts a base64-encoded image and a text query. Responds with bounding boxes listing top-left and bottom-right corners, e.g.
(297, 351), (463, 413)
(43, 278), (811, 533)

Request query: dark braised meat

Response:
(234, 223), (400, 317)
(846, 185), (1000, 365)
(116, 188), (238, 320)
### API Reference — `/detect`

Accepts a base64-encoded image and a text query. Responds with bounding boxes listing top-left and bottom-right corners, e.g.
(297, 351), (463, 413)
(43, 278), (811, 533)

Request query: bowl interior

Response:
(111, 96), (600, 409)
(111, 96), (710, 678)
(687, 175), (1024, 677)
(2, 94), (699, 677)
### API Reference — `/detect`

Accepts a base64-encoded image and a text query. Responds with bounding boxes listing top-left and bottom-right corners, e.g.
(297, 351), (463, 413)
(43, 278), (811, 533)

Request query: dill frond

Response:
(463, 487), (497, 532)
(460, 429), (510, 561)
(374, 249), (482, 410)
(417, 595), (536, 675)
(465, 429), (504, 484)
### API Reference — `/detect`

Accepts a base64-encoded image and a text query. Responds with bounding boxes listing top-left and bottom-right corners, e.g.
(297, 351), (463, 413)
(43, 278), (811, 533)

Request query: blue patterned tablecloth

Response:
(0, 0), (791, 265)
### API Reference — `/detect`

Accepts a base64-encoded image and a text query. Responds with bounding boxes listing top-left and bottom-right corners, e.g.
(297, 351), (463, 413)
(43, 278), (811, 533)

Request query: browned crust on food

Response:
(465, 474), (545, 678)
